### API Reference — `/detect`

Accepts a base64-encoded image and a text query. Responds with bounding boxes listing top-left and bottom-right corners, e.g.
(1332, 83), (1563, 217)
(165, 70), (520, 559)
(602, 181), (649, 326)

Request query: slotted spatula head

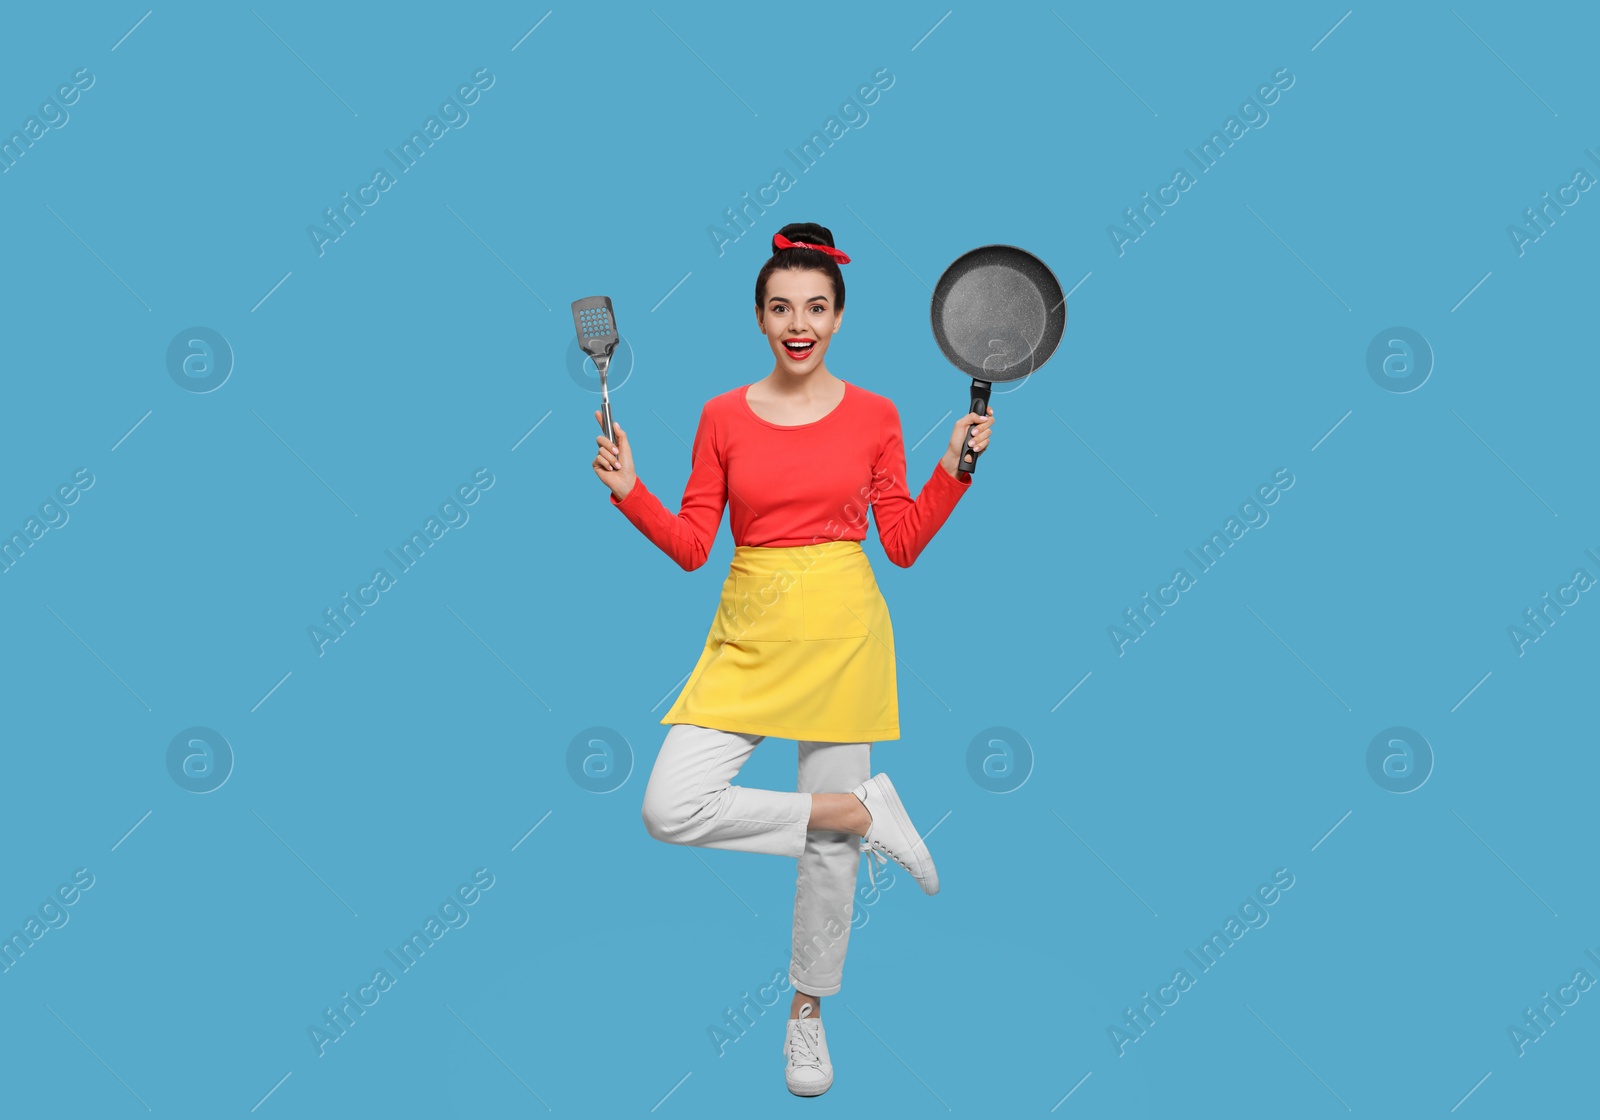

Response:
(571, 296), (619, 362)
(572, 295), (621, 448)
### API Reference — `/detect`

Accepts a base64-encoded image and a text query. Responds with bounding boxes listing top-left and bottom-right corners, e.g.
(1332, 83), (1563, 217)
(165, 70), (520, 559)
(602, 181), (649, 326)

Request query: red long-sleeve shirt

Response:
(609, 379), (972, 570)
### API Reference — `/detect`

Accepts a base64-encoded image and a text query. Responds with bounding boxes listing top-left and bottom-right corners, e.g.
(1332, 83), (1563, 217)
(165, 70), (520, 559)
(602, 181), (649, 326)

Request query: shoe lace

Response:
(860, 837), (903, 892)
(785, 1009), (824, 1074)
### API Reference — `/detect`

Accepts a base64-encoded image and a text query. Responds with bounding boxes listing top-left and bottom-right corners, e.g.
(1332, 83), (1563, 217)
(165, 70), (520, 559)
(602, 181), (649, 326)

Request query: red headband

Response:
(772, 233), (851, 264)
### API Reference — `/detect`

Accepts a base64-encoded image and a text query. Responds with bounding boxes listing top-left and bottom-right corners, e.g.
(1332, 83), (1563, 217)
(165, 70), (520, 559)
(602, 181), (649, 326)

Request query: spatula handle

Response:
(596, 356), (615, 446)
(957, 380), (991, 475)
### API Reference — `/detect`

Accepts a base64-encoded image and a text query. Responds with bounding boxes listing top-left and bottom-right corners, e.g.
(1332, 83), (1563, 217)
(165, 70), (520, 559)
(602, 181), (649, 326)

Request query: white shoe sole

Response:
(787, 1075), (833, 1097)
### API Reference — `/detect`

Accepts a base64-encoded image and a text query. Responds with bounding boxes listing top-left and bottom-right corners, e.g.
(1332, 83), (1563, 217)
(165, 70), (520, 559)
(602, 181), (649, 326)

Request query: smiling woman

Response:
(594, 219), (993, 1099)
(753, 224), (849, 385)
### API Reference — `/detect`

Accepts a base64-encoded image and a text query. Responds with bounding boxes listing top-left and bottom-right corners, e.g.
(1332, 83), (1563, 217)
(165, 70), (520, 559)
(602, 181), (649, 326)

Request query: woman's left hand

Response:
(941, 407), (994, 476)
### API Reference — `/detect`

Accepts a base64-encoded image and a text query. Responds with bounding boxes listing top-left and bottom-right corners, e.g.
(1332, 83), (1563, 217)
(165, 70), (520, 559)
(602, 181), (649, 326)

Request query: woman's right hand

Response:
(593, 410), (637, 500)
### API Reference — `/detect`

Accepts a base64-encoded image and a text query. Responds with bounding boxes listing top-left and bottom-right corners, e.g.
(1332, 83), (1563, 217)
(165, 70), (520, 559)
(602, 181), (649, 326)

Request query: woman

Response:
(591, 222), (994, 1097)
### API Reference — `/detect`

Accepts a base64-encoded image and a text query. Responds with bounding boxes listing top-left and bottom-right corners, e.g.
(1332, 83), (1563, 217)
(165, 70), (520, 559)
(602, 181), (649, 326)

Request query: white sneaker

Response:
(852, 772), (940, 895)
(783, 1002), (833, 1096)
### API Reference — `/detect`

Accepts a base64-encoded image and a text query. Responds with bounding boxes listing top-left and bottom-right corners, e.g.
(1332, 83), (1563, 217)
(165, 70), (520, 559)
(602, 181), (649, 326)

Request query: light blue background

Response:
(1, 2), (1595, 1116)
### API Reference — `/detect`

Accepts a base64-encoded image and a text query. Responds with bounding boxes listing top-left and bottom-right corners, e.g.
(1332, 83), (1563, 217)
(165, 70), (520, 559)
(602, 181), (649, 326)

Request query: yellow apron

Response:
(661, 540), (899, 742)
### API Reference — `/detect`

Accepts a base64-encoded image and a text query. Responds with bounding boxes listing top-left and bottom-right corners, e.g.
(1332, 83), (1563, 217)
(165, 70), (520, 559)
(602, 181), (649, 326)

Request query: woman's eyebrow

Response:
(768, 295), (830, 304)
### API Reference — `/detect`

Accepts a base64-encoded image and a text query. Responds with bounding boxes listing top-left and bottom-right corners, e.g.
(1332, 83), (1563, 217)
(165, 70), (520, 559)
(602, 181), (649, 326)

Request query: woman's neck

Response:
(757, 367), (839, 395)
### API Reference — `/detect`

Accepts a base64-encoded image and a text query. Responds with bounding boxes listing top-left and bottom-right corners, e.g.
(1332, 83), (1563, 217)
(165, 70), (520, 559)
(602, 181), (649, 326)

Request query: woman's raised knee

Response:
(641, 782), (700, 844)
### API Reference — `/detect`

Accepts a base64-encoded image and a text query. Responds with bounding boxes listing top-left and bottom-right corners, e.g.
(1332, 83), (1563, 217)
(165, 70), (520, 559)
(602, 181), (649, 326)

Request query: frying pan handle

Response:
(957, 380), (991, 475)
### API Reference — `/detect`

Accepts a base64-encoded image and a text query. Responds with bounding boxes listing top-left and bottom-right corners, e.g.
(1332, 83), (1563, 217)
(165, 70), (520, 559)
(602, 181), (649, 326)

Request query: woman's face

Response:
(756, 268), (843, 372)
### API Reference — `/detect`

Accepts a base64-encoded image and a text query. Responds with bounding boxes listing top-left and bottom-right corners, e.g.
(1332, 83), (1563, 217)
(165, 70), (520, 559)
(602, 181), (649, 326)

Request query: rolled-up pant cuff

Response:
(790, 976), (842, 998)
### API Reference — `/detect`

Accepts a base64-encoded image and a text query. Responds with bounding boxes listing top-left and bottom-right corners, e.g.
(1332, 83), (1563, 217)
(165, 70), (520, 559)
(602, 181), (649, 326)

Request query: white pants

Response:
(640, 723), (871, 997)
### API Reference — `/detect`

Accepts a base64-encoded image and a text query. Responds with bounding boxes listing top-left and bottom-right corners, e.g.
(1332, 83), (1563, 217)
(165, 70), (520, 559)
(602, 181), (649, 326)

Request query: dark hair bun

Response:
(773, 222), (835, 252)
(756, 221), (846, 311)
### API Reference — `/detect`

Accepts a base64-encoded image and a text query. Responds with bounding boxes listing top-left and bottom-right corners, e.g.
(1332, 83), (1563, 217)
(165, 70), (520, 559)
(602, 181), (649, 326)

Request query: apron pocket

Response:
(800, 573), (870, 640)
(731, 574), (796, 642)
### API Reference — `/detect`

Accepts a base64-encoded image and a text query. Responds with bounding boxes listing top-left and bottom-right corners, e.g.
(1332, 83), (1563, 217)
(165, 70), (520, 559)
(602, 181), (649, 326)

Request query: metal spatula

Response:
(571, 296), (620, 446)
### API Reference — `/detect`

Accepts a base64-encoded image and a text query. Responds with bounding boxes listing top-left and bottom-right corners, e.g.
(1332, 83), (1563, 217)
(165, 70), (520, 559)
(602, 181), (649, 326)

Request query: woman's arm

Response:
(869, 400), (977, 567)
(607, 402), (726, 571)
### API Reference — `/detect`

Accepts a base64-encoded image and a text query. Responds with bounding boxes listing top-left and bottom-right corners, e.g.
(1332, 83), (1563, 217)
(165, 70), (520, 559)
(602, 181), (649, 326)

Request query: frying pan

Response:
(930, 245), (1066, 474)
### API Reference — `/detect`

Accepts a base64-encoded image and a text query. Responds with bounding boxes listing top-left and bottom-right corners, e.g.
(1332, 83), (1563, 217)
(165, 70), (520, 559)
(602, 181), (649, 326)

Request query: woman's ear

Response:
(754, 306), (765, 332)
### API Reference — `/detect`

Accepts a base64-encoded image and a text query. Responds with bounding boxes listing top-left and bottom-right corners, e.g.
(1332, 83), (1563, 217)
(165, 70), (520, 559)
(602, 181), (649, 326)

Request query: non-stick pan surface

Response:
(930, 245), (1065, 380)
